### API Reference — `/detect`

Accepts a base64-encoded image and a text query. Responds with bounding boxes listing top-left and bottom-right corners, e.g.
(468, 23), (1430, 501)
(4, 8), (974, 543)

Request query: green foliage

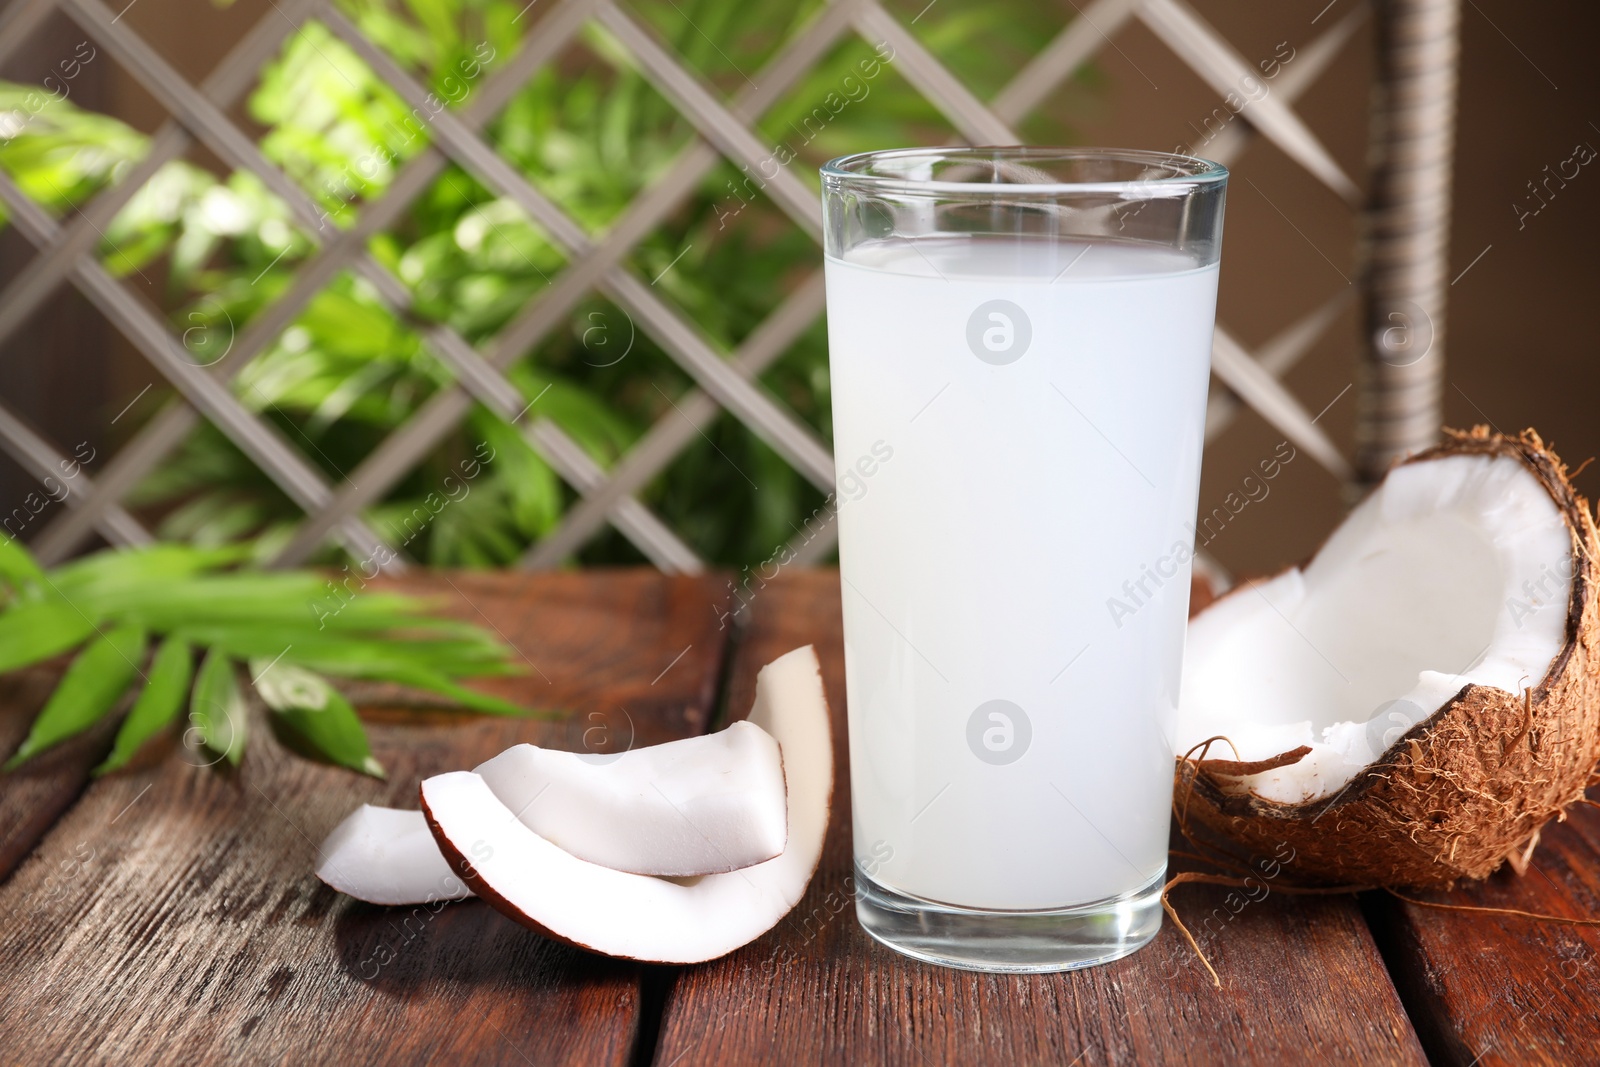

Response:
(0, 83), (146, 221)
(0, 0), (1090, 567)
(0, 541), (542, 775)
(5, 624), (146, 770)
(0, 599), (99, 674)
(96, 638), (193, 775)
(190, 649), (247, 767)
(253, 659), (385, 777)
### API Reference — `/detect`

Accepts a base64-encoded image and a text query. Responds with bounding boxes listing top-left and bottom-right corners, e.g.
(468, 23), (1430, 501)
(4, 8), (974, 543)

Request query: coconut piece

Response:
(316, 805), (473, 905)
(474, 720), (787, 876)
(421, 645), (832, 963)
(1175, 428), (1600, 888)
(317, 707), (789, 905)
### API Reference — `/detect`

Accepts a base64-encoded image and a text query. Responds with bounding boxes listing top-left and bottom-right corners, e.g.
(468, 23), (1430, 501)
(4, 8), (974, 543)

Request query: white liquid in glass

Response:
(826, 235), (1218, 911)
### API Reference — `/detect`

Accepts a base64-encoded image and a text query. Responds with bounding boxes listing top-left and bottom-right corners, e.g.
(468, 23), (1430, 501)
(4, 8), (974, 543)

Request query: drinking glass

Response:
(821, 147), (1227, 971)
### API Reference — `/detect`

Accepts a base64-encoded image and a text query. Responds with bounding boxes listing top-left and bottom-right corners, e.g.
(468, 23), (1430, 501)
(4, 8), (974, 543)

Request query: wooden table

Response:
(2, 569), (1596, 1065)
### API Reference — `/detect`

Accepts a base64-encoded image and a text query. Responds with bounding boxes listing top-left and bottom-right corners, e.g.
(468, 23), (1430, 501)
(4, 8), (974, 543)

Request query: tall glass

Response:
(821, 147), (1227, 972)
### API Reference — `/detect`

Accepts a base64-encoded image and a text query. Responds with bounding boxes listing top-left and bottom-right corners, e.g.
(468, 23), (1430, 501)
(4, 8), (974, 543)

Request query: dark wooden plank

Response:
(0, 663), (118, 881)
(654, 570), (1427, 1066)
(0, 570), (729, 1066)
(1368, 799), (1600, 1066)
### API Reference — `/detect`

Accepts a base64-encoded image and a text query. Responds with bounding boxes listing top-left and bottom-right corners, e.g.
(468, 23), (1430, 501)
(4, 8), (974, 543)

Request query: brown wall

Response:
(2, 0), (1596, 575)
(1060, 0), (1600, 578)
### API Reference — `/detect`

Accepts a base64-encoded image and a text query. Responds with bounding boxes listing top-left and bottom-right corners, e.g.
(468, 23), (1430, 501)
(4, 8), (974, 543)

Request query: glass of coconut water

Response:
(821, 147), (1227, 971)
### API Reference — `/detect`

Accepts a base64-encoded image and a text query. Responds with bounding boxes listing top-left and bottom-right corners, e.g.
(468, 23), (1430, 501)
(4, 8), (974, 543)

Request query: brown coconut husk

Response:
(1175, 427), (1600, 890)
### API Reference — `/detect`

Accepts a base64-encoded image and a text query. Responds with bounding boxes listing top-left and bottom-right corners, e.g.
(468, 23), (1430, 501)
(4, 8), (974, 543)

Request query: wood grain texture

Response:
(1368, 796), (1600, 1066)
(0, 570), (730, 1066)
(0, 663), (117, 881)
(653, 570), (1427, 1066)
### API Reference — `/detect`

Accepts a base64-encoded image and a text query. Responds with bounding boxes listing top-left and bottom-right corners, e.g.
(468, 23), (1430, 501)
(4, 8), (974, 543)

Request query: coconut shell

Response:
(1176, 427), (1600, 889)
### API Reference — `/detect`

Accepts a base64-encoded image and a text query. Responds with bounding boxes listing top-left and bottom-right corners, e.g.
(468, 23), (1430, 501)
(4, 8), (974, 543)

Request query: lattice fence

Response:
(0, 0), (1421, 577)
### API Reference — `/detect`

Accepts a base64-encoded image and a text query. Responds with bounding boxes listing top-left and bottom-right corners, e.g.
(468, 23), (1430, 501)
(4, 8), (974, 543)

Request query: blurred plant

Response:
(0, 0), (1086, 567)
(0, 538), (537, 777)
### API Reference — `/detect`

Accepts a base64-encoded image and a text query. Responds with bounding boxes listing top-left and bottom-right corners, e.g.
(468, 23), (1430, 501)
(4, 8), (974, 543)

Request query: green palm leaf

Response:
(0, 533), (44, 592)
(95, 638), (194, 776)
(191, 650), (248, 767)
(5, 624), (147, 769)
(253, 659), (384, 778)
(0, 597), (99, 674)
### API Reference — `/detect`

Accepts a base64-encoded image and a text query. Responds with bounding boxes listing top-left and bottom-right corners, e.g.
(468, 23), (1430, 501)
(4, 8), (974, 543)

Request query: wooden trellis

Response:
(0, 0), (1458, 571)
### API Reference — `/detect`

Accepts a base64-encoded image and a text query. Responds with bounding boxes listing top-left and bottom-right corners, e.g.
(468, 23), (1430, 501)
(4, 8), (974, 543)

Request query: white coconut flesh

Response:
(474, 720), (787, 877)
(316, 805), (473, 906)
(1177, 453), (1572, 804)
(420, 645), (832, 963)
(318, 691), (790, 903)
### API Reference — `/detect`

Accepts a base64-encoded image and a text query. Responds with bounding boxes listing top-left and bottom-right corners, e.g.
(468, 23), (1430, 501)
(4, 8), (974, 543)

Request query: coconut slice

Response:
(421, 645), (832, 962)
(1175, 428), (1600, 887)
(474, 720), (786, 876)
(316, 805), (473, 905)
(317, 724), (786, 902)
(317, 718), (787, 905)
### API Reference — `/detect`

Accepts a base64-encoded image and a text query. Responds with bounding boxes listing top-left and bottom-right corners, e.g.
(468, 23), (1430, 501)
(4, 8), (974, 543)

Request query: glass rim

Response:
(820, 146), (1228, 197)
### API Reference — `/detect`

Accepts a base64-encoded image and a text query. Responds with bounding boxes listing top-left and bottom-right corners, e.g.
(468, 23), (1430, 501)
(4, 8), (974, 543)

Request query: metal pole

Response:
(1357, 0), (1462, 483)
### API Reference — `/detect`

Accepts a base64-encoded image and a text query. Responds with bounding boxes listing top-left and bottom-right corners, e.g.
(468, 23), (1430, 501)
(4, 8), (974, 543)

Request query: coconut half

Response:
(1176, 428), (1600, 887)
(421, 645), (832, 962)
(475, 720), (787, 876)
(316, 805), (473, 905)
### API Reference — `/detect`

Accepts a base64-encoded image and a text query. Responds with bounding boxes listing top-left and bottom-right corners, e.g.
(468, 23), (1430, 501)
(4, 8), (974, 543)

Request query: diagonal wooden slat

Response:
(44, 0), (698, 569)
(30, 398), (194, 562)
(27, 0), (604, 565)
(1197, 2), (1369, 166)
(0, 0), (315, 354)
(0, 169), (399, 563)
(989, 0), (1145, 124)
(0, 0), (61, 68)
(320, 3), (836, 492)
(274, 0), (859, 567)
(0, 401), (151, 547)
(413, 318), (706, 573)
(521, 272), (829, 569)
(852, 0), (1019, 144)
(1176, 3), (1367, 449)
(591, 0), (824, 238)
(59, 0), (324, 227)
(1138, 0), (1361, 203)
(1206, 289), (1354, 442)
(1212, 325), (1352, 480)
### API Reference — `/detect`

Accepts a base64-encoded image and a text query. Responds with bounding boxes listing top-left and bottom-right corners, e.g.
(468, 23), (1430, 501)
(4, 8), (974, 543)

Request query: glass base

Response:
(853, 864), (1166, 973)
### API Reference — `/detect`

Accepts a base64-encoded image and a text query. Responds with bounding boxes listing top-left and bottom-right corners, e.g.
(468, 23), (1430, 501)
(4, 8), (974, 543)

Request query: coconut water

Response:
(825, 235), (1219, 910)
